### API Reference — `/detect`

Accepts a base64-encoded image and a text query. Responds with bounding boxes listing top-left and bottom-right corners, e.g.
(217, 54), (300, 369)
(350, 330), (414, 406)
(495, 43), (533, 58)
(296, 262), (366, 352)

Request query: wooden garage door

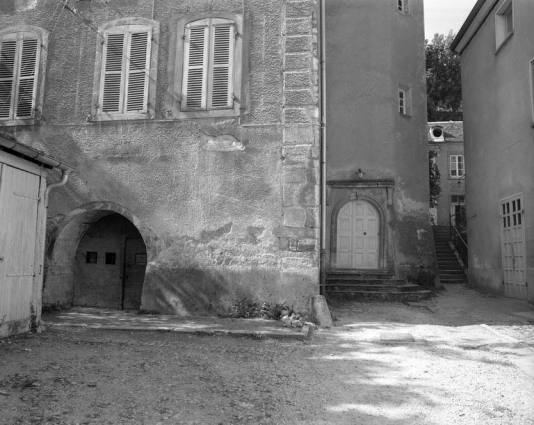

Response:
(0, 163), (41, 322)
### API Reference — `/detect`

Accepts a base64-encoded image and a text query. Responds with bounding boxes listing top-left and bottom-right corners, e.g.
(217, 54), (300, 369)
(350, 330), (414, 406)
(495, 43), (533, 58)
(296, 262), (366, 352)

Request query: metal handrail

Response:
(449, 207), (468, 269)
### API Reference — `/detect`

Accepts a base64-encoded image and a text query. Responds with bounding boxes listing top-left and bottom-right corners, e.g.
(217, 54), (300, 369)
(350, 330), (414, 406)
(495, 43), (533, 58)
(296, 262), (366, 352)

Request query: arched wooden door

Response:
(336, 200), (379, 269)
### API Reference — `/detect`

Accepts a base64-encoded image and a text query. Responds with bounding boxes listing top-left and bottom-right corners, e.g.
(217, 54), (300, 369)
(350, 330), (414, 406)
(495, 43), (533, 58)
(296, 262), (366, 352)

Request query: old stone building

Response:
(0, 0), (321, 315)
(0, 0), (436, 320)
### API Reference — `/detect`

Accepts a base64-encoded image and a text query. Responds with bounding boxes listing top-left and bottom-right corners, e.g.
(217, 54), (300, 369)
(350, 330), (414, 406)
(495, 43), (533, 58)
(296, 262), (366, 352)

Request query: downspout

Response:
(44, 168), (72, 208)
(319, 0), (327, 296)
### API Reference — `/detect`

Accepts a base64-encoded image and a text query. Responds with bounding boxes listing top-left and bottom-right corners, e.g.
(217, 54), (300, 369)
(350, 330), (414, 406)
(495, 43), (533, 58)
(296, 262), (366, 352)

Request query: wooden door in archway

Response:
(336, 200), (379, 269)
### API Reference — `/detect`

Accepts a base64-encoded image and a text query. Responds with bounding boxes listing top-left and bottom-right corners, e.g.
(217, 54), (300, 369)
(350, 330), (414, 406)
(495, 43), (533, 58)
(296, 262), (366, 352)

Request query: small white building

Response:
(0, 135), (73, 337)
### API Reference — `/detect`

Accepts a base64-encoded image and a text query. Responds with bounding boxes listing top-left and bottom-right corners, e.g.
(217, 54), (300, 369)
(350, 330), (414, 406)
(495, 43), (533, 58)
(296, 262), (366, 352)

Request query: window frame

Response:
(449, 154), (465, 178)
(397, 0), (408, 14)
(0, 25), (48, 126)
(91, 18), (159, 122)
(495, 0), (514, 52)
(398, 85), (411, 116)
(167, 12), (245, 119)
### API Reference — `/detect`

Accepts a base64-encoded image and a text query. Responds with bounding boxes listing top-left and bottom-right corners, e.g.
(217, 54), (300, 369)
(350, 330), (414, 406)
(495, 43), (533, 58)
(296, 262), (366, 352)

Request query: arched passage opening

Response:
(43, 202), (158, 310)
(74, 214), (146, 309)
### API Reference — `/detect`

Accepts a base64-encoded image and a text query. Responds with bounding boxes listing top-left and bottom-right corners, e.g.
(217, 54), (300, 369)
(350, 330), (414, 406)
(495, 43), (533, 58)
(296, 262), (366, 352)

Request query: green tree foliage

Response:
(426, 32), (462, 121)
(429, 150), (441, 209)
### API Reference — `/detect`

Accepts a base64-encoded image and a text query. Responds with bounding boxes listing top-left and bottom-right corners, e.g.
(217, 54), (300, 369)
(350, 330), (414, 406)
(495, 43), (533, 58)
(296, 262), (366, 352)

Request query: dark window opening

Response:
(105, 252), (117, 265)
(86, 252), (98, 264)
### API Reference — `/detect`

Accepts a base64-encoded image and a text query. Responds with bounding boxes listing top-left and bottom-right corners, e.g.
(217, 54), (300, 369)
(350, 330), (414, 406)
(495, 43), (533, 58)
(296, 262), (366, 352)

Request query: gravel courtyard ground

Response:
(1, 284), (533, 425)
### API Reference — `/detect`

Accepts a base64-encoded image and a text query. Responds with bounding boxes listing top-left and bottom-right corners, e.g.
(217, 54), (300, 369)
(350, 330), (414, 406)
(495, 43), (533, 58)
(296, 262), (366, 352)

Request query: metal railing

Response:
(450, 207), (468, 269)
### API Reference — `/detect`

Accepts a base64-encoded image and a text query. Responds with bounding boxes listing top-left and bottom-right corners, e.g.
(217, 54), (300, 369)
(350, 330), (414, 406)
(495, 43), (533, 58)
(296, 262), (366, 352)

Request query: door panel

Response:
(336, 200), (379, 269)
(122, 237), (146, 310)
(0, 164), (40, 322)
(500, 194), (526, 299)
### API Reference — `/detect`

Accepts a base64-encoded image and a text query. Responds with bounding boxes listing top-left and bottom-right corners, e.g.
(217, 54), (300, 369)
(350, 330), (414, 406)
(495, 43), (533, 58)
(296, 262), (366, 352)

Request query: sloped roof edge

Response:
(0, 134), (74, 172)
(451, 0), (499, 54)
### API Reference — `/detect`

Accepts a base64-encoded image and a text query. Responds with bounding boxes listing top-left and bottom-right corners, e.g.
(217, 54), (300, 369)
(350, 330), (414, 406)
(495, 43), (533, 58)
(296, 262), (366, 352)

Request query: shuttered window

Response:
(181, 18), (235, 111)
(0, 31), (41, 122)
(98, 25), (152, 116)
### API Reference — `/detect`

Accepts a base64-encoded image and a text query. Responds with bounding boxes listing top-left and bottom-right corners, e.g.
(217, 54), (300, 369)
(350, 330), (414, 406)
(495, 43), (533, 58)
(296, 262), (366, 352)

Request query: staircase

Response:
(324, 271), (433, 302)
(432, 226), (467, 284)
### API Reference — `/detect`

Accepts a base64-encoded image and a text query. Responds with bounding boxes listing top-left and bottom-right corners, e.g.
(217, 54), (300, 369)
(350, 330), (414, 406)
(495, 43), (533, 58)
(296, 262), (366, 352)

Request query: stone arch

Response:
(330, 194), (387, 270)
(43, 201), (161, 308)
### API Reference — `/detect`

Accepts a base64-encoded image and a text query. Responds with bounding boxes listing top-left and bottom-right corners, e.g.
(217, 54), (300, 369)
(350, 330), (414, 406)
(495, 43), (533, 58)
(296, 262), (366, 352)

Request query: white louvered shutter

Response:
(125, 28), (151, 112)
(182, 21), (208, 110)
(209, 22), (234, 109)
(0, 32), (39, 120)
(101, 31), (125, 113)
(0, 36), (16, 119)
(16, 36), (39, 118)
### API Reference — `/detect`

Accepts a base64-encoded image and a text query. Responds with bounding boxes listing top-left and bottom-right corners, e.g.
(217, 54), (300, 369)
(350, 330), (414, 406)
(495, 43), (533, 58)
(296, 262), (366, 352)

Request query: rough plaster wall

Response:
(325, 0), (436, 282)
(460, 0), (534, 300)
(1, 0), (320, 314)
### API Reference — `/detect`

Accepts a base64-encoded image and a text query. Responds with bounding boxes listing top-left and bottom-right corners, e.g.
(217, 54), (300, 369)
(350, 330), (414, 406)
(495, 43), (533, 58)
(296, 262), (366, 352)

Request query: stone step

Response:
(325, 290), (433, 302)
(326, 283), (422, 292)
(437, 268), (465, 274)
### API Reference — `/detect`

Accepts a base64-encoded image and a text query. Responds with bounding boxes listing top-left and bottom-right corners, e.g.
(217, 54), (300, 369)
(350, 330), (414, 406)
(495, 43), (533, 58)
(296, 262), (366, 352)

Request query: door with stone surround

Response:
(336, 200), (379, 269)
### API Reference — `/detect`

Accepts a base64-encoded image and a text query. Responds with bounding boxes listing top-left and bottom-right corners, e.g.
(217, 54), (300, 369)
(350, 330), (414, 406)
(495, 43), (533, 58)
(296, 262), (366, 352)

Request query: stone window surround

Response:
(327, 180), (394, 272)
(166, 12), (246, 120)
(0, 25), (48, 126)
(90, 17), (160, 122)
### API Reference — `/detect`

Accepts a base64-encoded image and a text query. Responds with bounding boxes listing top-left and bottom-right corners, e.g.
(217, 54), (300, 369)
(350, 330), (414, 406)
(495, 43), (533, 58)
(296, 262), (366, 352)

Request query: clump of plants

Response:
(228, 298), (260, 318)
(260, 301), (289, 320)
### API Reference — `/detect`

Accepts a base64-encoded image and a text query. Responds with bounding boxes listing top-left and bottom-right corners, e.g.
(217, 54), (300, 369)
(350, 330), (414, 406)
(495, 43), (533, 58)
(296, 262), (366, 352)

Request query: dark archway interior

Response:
(73, 214), (147, 310)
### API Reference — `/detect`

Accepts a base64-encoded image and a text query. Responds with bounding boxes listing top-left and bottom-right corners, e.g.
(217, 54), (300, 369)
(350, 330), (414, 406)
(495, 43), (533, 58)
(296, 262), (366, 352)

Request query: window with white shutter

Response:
(169, 13), (244, 119)
(0, 26), (47, 126)
(92, 19), (159, 121)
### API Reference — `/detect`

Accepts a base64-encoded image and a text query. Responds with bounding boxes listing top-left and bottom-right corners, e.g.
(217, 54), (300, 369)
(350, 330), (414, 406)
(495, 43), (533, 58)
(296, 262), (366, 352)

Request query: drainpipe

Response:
(44, 168), (72, 207)
(318, 0), (327, 296)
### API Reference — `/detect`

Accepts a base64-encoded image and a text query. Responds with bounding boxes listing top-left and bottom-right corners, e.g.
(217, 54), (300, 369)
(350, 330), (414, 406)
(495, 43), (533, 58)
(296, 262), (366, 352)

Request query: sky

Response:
(424, 0), (479, 40)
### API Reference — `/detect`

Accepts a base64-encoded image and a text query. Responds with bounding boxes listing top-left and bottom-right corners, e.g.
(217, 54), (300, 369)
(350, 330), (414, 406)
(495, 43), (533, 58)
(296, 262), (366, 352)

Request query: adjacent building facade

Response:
(428, 121), (465, 226)
(325, 0), (437, 285)
(452, 0), (534, 301)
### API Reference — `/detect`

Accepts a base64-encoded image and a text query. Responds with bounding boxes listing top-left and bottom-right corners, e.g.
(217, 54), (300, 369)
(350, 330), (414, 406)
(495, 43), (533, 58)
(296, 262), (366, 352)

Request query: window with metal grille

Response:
(0, 26), (48, 126)
(169, 13), (244, 119)
(92, 19), (159, 121)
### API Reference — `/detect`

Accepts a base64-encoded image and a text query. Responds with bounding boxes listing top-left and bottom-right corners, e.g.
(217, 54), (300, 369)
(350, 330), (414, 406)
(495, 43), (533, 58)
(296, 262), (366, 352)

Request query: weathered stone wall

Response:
(0, 0), (320, 314)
